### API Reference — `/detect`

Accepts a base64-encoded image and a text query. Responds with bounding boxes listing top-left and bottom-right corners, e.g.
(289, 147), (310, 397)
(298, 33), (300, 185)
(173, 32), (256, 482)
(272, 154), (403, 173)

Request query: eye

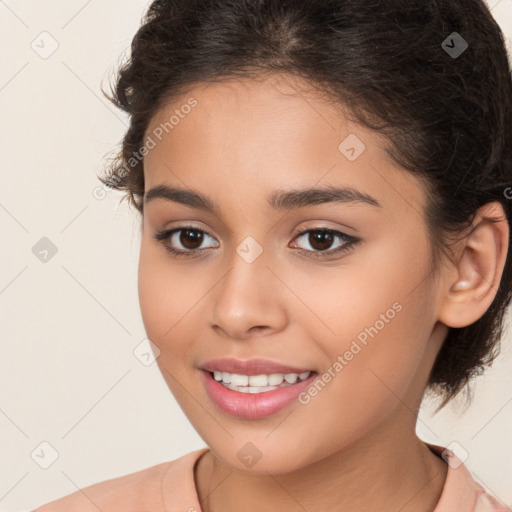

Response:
(290, 227), (360, 260)
(153, 225), (361, 260)
(153, 225), (218, 258)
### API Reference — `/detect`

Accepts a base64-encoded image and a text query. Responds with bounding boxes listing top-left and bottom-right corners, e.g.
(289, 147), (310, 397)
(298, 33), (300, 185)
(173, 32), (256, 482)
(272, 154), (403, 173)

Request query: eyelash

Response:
(153, 224), (361, 261)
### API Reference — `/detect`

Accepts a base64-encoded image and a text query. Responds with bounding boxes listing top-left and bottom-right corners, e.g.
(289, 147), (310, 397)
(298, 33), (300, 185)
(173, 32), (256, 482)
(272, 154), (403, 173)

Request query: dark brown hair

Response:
(99, 0), (512, 410)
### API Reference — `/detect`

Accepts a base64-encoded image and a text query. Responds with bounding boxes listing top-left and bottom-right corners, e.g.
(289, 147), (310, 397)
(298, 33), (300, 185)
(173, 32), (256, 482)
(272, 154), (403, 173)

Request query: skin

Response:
(138, 73), (509, 512)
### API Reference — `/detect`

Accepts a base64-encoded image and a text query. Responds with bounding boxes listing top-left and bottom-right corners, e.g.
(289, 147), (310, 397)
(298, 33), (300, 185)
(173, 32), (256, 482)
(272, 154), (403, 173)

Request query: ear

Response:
(438, 201), (509, 329)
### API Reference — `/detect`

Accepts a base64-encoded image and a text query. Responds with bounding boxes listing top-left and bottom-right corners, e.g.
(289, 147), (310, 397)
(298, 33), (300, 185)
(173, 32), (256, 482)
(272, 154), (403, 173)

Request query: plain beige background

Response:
(0, 1), (511, 510)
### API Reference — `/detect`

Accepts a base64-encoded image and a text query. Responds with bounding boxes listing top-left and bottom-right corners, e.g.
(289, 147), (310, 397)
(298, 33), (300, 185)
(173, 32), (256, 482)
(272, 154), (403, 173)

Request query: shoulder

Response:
(31, 461), (170, 512)
(426, 443), (511, 512)
(31, 449), (208, 512)
(472, 484), (512, 512)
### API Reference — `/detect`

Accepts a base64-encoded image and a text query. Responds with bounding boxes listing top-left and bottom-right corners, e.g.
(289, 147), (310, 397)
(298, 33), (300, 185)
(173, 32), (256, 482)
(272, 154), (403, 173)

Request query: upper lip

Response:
(201, 358), (315, 376)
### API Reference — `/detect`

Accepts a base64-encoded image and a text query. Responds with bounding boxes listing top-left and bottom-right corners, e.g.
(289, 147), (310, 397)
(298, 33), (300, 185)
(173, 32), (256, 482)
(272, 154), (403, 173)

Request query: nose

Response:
(210, 249), (288, 341)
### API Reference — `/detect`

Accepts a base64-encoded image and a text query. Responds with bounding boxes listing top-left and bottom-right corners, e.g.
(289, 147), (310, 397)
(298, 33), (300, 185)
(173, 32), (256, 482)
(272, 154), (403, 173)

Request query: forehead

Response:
(142, 73), (427, 218)
(146, 74), (351, 148)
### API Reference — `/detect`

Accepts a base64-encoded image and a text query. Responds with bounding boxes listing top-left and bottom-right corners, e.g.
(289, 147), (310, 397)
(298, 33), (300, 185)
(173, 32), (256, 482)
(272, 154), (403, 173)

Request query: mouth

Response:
(200, 369), (318, 419)
(209, 369), (314, 393)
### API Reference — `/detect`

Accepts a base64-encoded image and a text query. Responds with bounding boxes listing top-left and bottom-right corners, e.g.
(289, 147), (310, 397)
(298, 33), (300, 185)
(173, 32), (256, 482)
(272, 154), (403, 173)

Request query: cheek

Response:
(289, 297), (432, 467)
(137, 247), (210, 417)
(138, 246), (167, 340)
(137, 240), (191, 349)
(299, 236), (435, 401)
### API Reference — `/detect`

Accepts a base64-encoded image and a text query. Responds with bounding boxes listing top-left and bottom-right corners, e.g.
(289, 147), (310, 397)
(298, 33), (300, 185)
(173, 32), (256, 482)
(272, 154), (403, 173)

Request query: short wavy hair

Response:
(99, 0), (512, 410)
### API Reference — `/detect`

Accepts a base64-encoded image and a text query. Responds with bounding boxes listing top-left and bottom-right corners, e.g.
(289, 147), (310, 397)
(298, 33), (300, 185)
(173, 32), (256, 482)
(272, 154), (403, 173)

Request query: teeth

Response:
(212, 371), (312, 390)
(268, 373), (286, 385)
(284, 373), (298, 384)
(248, 374), (268, 386)
(231, 374), (249, 386)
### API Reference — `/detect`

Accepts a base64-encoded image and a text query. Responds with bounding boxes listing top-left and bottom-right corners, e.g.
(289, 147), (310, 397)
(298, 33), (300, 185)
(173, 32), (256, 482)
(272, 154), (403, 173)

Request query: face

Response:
(138, 73), (448, 474)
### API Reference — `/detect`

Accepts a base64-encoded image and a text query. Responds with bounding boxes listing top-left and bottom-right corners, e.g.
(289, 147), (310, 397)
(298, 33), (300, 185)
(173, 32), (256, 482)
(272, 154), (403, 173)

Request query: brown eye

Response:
(291, 227), (361, 260)
(306, 230), (335, 251)
(179, 228), (204, 250)
(153, 225), (361, 260)
(153, 225), (218, 257)
(293, 228), (351, 253)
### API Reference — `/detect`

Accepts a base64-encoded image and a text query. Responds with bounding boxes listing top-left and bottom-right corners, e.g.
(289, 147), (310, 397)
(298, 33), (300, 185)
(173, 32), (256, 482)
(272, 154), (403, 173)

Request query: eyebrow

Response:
(143, 184), (382, 213)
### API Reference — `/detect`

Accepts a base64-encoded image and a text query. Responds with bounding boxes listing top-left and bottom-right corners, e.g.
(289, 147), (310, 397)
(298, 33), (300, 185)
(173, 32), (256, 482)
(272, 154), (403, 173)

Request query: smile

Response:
(212, 370), (312, 393)
(201, 369), (318, 419)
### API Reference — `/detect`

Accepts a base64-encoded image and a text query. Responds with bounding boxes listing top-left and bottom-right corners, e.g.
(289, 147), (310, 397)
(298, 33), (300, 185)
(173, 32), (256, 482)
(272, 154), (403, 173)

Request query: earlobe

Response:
(438, 201), (509, 329)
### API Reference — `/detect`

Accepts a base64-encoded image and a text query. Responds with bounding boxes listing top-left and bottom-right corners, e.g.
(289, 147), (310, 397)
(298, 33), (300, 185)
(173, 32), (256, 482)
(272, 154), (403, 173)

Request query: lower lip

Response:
(201, 370), (317, 419)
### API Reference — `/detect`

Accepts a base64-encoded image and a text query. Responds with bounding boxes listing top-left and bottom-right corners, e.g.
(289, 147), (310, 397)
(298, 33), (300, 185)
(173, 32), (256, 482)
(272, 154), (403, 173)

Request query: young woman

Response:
(34, 0), (512, 510)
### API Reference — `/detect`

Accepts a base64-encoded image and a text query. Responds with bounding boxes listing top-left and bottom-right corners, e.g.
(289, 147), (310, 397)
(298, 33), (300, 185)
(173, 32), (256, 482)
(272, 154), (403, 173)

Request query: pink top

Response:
(32, 444), (511, 511)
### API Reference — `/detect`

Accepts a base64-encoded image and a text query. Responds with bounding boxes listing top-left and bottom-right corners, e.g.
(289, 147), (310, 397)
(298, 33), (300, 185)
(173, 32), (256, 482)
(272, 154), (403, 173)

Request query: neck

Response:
(194, 416), (448, 512)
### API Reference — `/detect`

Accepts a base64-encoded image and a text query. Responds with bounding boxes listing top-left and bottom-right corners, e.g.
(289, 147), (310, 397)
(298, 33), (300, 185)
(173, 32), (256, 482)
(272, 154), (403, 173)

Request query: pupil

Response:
(181, 229), (203, 249)
(310, 230), (333, 251)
